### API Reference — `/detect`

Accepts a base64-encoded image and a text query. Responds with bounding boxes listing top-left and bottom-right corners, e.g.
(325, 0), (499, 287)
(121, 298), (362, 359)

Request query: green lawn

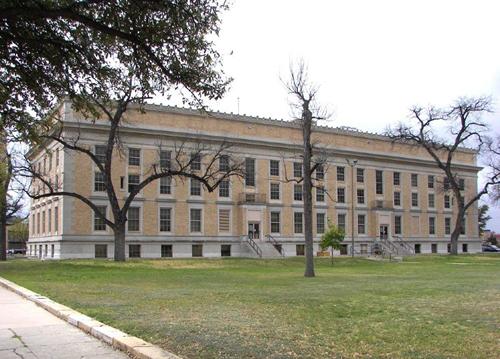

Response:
(1, 255), (499, 358)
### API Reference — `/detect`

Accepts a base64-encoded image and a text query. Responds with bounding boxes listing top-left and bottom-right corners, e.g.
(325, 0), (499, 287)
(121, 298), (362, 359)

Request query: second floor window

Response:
(394, 191), (401, 206)
(428, 193), (435, 208)
(94, 172), (106, 192)
(316, 164), (324, 180)
(445, 217), (451, 234)
(160, 177), (171, 195)
(269, 160), (280, 176)
(270, 183), (280, 200)
(316, 186), (325, 202)
(317, 213), (325, 234)
(190, 208), (202, 232)
(293, 162), (302, 178)
(376, 170), (383, 195)
(357, 168), (364, 183)
(357, 214), (366, 234)
(294, 212), (303, 233)
(128, 148), (140, 166)
(245, 158), (255, 187)
(429, 217), (435, 235)
(459, 178), (465, 191)
(159, 208), (172, 232)
(357, 189), (365, 204)
(395, 215), (402, 235)
(219, 180), (230, 197)
(160, 150), (171, 169)
(412, 192), (419, 207)
(444, 195), (451, 209)
(128, 174), (140, 193)
(294, 184), (303, 201)
(190, 179), (202, 196)
(337, 214), (346, 231)
(337, 188), (345, 203)
(337, 166), (345, 181)
(270, 211), (280, 233)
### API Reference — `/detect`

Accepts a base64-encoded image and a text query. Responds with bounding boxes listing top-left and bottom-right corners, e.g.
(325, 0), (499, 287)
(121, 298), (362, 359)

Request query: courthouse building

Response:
(27, 102), (481, 259)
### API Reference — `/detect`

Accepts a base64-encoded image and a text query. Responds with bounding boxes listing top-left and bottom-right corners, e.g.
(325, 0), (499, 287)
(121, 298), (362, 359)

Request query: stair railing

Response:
(265, 234), (285, 257)
(242, 235), (262, 258)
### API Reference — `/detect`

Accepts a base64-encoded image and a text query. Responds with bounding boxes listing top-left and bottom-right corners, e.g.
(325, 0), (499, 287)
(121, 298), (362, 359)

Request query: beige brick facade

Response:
(27, 102), (481, 259)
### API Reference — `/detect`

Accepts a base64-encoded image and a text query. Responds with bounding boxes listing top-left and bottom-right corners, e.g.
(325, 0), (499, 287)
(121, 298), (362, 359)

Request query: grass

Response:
(0, 255), (499, 358)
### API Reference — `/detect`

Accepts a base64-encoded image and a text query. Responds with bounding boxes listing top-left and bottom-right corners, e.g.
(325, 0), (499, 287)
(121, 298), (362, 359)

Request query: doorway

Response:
(248, 222), (260, 240)
(379, 225), (389, 240)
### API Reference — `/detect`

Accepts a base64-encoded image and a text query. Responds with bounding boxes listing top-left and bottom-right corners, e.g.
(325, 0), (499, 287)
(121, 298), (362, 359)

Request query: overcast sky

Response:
(170, 0), (500, 230)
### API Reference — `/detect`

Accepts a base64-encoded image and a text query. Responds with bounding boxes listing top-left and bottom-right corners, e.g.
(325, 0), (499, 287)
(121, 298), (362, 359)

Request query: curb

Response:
(0, 277), (182, 359)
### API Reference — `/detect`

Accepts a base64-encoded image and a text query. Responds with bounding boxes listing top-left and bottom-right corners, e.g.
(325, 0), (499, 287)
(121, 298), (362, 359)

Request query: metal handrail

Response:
(243, 235), (262, 258)
(265, 234), (285, 257)
(392, 236), (415, 255)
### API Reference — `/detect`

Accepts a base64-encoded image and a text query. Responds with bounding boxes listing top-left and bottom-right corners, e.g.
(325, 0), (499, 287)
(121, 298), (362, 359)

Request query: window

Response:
(270, 212), (280, 233)
(411, 173), (418, 187)
(94, 206), (107, 231)
(94, 172), (106, 192)
(317, 213), (325, 234)
(95, 145), (107, 163)
(294, 184), (303, 201)
(221, 245), (231, 257)
(337, 214), (346, 231)
(190, 153), (201, 170)
(296, 244), (305, 256)
(293, 162), (302, 177)
(393, 172), (400, 186)
(428, 193), (435, 208)
(337, 188), (345, 203)
(51, 244), (54, 258)
(245, 158), (255, 186)
(395, 215), (402, 235)
(357, 168), (364, 183)
(190, 208), (202, 232)
(128, 148), (141, 166)
(31, 215), (35, 235)
(36, 213), (40, 234)
(444, 195), (451, 209)
(192, 244), (203, 257)
(55, 148), (60, 167)
(337, 166), (345, 181)
(316, 164), (324, 180)
(95, 244), (107, 258)
(128, 207), (140, 231)
(270, 183), (280, 200)
(42, 211), (46, 233)
(129, 244), (141, 258)
(54, 207), (58, 233)
(190, 179), (202, 196)
(316, 186), (325, 202)
(445, 217), (451, 235)
(128, 174), (140, 193)
(159, 208), (172, 232)
(161, 245), (173, 258)
(431, 243), (437, 253)
(357, 189), (365, 204)
(160, 150), (171, 169)
(120, 176), (124, 189)
(219, 155), (229, 172)
(376, 170), (383, 194)
(219, 180), (230, 197)
(269, 160), (280, 176)
(160, 177), (172, 194)
(444, 177), (450, 191)
(428, 175), (434, 189)
(294, 212), (303, 234)
(459, 178), (465, 191)
(414, 244), (421, 254)
(394, 191), (401, 206)
(357, 214), (366, 234)
(429, 217), (435, 235)
(412, 192), (419, 207)
(462, 243), (468, 253)
(218, 209), (230, 232)
(48, 209), (52, 233)
(48, 152), (52, 171)
(461, 218), (466, 235)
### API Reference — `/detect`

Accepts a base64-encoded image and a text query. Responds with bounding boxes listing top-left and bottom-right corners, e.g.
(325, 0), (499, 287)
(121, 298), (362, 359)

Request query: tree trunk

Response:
(0, 218), (6, 261)
(302, 108), (315, 278)
(114, 223), (126, 262)
(450, 211), (463, 255)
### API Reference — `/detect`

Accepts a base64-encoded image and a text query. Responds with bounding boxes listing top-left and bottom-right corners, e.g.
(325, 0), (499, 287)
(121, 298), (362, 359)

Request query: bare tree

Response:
(22, 84), (244, 262)
(284, 61), (328, 277)
(387, 97), (500, 254)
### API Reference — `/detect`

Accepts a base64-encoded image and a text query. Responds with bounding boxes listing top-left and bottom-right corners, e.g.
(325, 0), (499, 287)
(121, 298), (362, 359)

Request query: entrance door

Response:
(379, 225), (388, 240)
(248, 222), (260, 240)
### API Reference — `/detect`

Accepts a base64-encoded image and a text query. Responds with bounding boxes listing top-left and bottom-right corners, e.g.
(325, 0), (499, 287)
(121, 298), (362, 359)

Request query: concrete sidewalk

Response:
(0, 286), (128, 359)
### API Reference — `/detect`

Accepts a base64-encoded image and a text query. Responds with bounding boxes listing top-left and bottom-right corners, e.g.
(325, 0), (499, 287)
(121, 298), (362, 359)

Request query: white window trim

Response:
(269, 208), (282, 235)
(158, 176), (175, 198)
(126, 204), (143, 234)
(428, 216), (436, 237)
(158, 206), (174, 234)
(411, 190), (420, 209)
(91, 203), (109, 234)
(292, 209), (304, 236)
(356, 211), (368, 237)
(189, 178), (203, 198)
(269, 181), (282, 203)
(244, 157), (257, 190)
(315, 209), (327, 237)
(217, 179), (232, 201)
(292, 183), (303, 204)
(189, 205), (204, 235)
